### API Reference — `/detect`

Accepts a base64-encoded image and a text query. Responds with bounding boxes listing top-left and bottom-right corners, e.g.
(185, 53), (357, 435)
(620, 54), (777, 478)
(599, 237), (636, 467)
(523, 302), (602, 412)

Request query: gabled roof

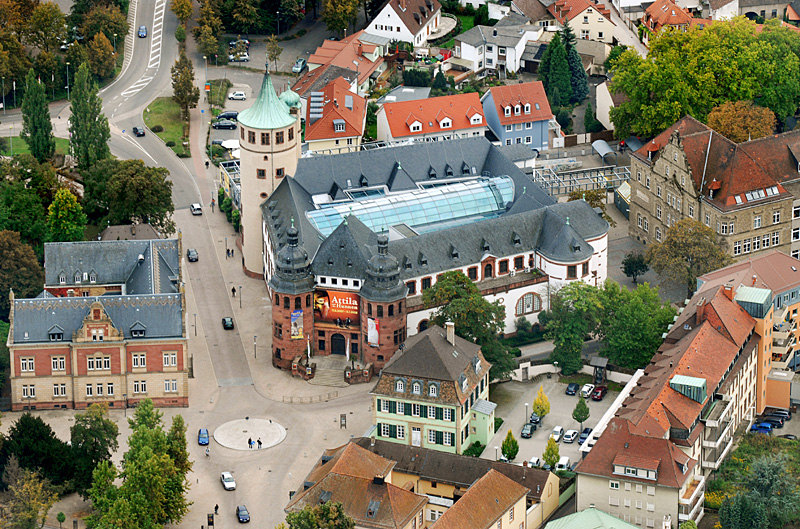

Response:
(387, 0), (442, 35)
(291, 64), (358, 98)
(511, 0), (549, 21)
(484, 81), (553, 125)
(306, 30), (384, 86)
(379, 93), (484, 138)
(432, 469), (529, 529)
(311, 215), (376, 279)
(544, 507), (640, 529)
(549, 0), (611, 23)
(698, 249), (800, 297)
(642, 0), (693, 31)
(305, 78), (366, 141)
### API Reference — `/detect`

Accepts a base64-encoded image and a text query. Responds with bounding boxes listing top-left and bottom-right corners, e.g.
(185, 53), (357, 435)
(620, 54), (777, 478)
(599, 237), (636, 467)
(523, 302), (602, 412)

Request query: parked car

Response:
(763, 413), (788, 424)
(220, 471), (236, 490)
(555, 456), (571, 471)
(218, 111), (239, 121)
(580, 384), (595, 398)
(198, 428), (209, 445)
(565, 383), (580, 395)
(190, 203), (203, 215)
(591, 386), (608, 401)
(521, 423), (535, 438)
(236, 505), (250, 523)
(138, 25), (147, 37)
(292, 58), (307, 73)
(579, 427), (593, 444)
(764, 407), (791, 420)
(779, 434), (798, 440)
(528, 456), (541, 467)
(229, 39), (250, 49)
(212, 119), (237, 130)
(759, 416), (784, 428)
(550, 426), (564, 442)
(229, 52), (250, 62)
(222, 317), (235, 330)
(228, 91), (247, 100)
(529, 412), (541, 425)
(211, 139), (224, 146)
(750, 423), (773, 435)
(563, 429), (579, 443)
(132, 126), (145, 137)
(187, 248), (199, 262)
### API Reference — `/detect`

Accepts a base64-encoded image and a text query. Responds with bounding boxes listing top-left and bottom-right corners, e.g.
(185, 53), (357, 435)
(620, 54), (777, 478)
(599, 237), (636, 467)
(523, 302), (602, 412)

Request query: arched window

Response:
(395, 379), (405, 392)
(275, 294), (280, 305)
(412, 382), (421, 395)
(484, 263), (493, 278)
(429, 384), (438, 397)
(418, 320), (428, 332)
(306, 295), (311, 307)
(295, 297), (301, 310)
(515, 293), (542, 316)
(284, 297), (290, 309)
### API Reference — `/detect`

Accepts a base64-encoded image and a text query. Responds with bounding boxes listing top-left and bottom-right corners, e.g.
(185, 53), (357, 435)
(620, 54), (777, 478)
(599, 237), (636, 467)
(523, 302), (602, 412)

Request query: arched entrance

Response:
(331, 333), (346, 355)
(484, 263), (493, 279)
(418, 320), (428, 332)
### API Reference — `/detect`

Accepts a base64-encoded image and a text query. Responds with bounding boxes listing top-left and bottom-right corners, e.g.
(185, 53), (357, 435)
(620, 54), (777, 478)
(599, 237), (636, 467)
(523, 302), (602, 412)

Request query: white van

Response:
(190, 203), (203, 215)
(555, 456), (571, 471)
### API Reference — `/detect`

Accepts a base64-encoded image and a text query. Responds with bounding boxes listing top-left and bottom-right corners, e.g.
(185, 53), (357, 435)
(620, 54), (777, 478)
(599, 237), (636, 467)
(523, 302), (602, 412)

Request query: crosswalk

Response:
(120, 0), (166, 99)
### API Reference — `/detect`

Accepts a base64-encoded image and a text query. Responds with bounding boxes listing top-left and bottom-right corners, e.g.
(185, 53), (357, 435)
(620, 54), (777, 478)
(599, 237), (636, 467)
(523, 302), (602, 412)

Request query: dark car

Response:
(521, 423), (536, 438)
(529, 412), (541, 425)
(132, 127), (145, 137)
(763, 413), (788, 424)
(218, 111), (239, 121)
(764, 407), (791, 420)
(211, 139), (224, 146)
(591, 386), (608, 401)
(212, 119), (237, 130)
(780, 434), (798, 440)
(198, 428), (209, 445)
(759, 416), (784, 428)
(138, 25), (147, 37)
(222, 317), (234, 330)
(236, 505), (250, 523)
(565, 383), (580, 395)
(578, 427), (593, 444)
(187, 248), (198, 262)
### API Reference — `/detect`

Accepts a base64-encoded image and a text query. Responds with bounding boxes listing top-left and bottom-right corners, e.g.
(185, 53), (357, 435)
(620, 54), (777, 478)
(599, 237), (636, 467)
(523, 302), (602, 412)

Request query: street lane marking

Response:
(119, 0), (166, 97)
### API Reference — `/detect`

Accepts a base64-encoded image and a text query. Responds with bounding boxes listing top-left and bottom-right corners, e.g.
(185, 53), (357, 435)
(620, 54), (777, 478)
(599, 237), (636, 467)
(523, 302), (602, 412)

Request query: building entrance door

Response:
(331, 333), (346, 355)
(412, 427), (421, 447)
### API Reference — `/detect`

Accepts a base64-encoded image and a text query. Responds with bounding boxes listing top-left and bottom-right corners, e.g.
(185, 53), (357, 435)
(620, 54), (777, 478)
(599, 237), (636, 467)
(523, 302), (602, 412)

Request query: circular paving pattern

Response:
(212, 418), (287, 451)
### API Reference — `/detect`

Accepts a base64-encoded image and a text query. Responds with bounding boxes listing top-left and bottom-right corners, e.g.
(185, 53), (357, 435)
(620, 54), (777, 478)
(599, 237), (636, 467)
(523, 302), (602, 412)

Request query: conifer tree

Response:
(20, 69), (55, 163)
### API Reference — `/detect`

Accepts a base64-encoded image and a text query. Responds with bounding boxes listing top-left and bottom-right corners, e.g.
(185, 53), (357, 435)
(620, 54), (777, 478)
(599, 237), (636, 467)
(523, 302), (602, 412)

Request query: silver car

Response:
(220, 471), (236, 491)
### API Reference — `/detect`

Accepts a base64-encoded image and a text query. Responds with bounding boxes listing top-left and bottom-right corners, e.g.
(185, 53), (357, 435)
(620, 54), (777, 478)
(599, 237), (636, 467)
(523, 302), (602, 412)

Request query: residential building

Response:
(481, 81), (554, 150)
(372, 324), (493, 454)
(542, 0), (615, 43)
(376, 86), (431, 106)
(285, 442), (428, 529)
(739, 0), (787, 20)
(375, 93), (486, 142)
(595, 79), (627, 130)
(454, 23), (543, 76)
(291, 64), (357, 118)
(353, 437), (560, 528)
(627, 115), (797, 260)
(640, 0), (710, 44)
(8, 239), (188, 410)
(263, 137), (609, 372)
(370, 0), (443, 46)
(511, 0), (550, 22)
(99, 223), (161, 241)
(432, 469), (529, 529)
(707, 0), (738, 20)
(305, 78), (367, 154)
(544, 507), (641, 529)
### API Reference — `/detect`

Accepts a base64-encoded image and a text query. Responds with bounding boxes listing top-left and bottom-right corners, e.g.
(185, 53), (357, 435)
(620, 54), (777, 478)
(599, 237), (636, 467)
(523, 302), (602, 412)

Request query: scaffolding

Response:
(531, 165), (631, 197)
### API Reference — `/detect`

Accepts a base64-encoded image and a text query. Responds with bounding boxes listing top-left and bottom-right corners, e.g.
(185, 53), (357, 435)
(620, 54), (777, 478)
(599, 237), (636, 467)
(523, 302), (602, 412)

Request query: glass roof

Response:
(306, 176), (515, 237)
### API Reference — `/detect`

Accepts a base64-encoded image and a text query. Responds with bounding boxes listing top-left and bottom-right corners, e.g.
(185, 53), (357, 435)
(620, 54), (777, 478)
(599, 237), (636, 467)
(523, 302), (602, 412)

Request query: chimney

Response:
(359, 43), (363, 55)
(723, 284), (734, 301)
(446, 322), (455, 345)
(522, 460), (529, 467)
(695, 299), (706, 325)
(373, 475), (385, 485)
(400, 0), (407, 10)
(131, 225), (136, 235)
(370, 436), (376, 447)
(334, 98), (338, 108)
(752, 274), (757, 286)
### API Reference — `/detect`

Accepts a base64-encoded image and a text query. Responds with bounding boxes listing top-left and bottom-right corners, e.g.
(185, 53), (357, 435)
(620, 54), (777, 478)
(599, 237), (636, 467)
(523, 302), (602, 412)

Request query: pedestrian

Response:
(257, 438), (262, 449)
(214, 504), (219, 514)
(232, 286), (237, 297)
(248, 437), (252, 449)
(205, 160), (210, 169)
(231, 248), (235, 257)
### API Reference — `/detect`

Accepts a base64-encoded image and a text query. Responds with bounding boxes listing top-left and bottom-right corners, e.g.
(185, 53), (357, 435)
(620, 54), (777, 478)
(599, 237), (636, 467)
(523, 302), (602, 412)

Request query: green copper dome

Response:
(238, 68), (296, 130)
(279, 87), (301, 109)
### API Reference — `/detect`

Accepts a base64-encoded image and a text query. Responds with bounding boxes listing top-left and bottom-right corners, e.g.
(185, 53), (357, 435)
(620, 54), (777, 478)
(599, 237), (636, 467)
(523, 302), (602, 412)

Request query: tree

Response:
(583, 102), (604, 134)
(609, 17), (800, 138)
(232, 0), (258, 33)
(87, 32), (116, 79)
(285, 501), (355, 529)
(25, 2), (66, 53)
(196, 0), (223, 37)
(170, 0), (193, 24)
(195, 25), (219, 57)
(57, 512), (66, 528)
(542, 437), (559, 469)
(171, 51), (199, 119)
(322, 0), (359, 35)
(421, 271), (515, 380)
(531, 385), (550, 419)
(719, 493), (768, 529)
(20, 69), (55, 164)
(742, 454), (800, 527)
(47, 188), (87, 242)
(545, 33), (571, 106)
(1, 469), (58, 529)
(678, 522), (697, 529)
(0, 231), (44, 321)
(604, 45), (626, 73)
(66, 41), (89, 72)
(572, 397), (590, 429)
(81, 5), (129, 43)
(69, 63), (111, 170)
(33, 51), (62, 101)
(707, 100), (776, 143)
(105, 160), (176, 235)
(543, 282), (602, 375)
(646, 218), (733, 297)
(0, 413), (74, 488)
(71, 403), (120, 498)
(538, 37), (553, 90)
(567, 188), (615, 227)
(266, 35), (283, 73)
(432, 67), (447, 92)
(561, 20), (588, 103)
(501, 430), (519, 461)
(621, 251), (649, 284)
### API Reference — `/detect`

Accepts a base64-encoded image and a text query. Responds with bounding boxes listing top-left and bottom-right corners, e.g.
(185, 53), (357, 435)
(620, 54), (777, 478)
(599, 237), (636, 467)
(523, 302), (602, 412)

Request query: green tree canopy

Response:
(2, 469), (58, 529)
(542, 437), (559, 468)
(47, 188), (87, 242)
(171, 50), (199, 118)
(646, 218), (732, 297)
(621, 251), (648, 284)
(285, 501), (355, 529)
(542, 281), (602, 375)
(572, 397), (590, 429)
(87, 32), (116, 79)
(322, 0), (359, 35)
(609, 17), (800, 138)
(567, 188), (615, 227)
(69, 62), (111, 170)
(501, 429), (519, 460)
(0, 413), (75, 488)
(81, 4), (129, 43)
(170, 0), (193, 23)
(544, 33), (571, 106)
(70, 403), (120, 498)
(266, 35), (283, 73)
(20, 68), (55, 163)
(0, 231), (44, 321)
(25, 1), (66, 53)
(561, 20), (588, 103)
(104, 159), (176, 236)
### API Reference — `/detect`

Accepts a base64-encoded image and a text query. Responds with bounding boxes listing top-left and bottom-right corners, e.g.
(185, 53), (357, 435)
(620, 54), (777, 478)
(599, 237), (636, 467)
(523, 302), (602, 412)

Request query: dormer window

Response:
(429, 384), (438, 397)
(445, 165), (454, 177)
(49, 332), (63, 341)
(132, 329), (145, 338)
(395, 379), (405, 392)
(524, 103), (531, 114)
(473, 357), (482, 374)
(460, 374), (468, 392)
(75, 272), (81, 284)
(440, 119), (451, 128)
(412, 382), (421, 395)
(333, 119), (346, 132)
(504, 106), (511, 116)
(514, 104), (521, 115)
(59, 273), (66, 284)
(89, 271), (97, 283)
(513, 233), (521, 246)
(471, 114), (482, 124)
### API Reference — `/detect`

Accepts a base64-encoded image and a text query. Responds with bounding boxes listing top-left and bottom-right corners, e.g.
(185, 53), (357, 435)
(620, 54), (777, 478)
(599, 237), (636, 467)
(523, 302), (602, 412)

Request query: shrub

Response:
(221, 197), (232, 217)
(556, 108), (570, 128)
(462, 441), (485, 457)
(151, 125), (164, 132)
(175, 25), (186, 43)
(218, 187), (225, 205)
(232, 208), (240, 232)
(165, 140), (176, 147)
(494, 417), (504, 432)
(176, 152), (191, 158)
(704, 491), (728, 510)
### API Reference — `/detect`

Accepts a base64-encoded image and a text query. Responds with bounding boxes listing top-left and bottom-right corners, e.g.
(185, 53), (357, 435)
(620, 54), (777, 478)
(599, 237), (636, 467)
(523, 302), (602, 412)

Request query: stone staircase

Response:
(308, 368), (351, 388)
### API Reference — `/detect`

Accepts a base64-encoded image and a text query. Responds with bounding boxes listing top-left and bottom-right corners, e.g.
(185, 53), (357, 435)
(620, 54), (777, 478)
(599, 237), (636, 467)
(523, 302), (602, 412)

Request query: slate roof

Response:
(379, 93), (484, 139)
(388, 0), (442, 36)
(495, 12), (532, 26)
(697, 249), (800, 297)
(238, 70), (297, 130)
(305, 78), (367, 141)
(484, 81), (553, 125)
(44, 239), (180, 294)
(352, 437), (552, 501)
(292, 64), (358, 98)
(457, 24), (531, 48)
(100, 224), (161, 241)
(381, 324), (483, 380)
(433, 469), (529, 529)
(312, 216), (377, 278)
(497, 143), (541, 162)
(511, 0), (550, 21)
(11, 293), (184, 343)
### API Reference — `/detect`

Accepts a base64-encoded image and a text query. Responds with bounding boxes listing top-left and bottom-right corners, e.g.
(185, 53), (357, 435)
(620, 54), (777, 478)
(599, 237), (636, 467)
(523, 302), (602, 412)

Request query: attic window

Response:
(534, 103), (540, 110)
(419, 253), (428, 266)
(429, 384), (438, 397)
(319, 490), (333, 504)
(360, 174), (369, 187)
(504, 106), (511, 116)
(412, 382), (421, 395)
(89, 271), (97, 283)
(49, 331), (63, 341)
(482, 239), (490, 252)
(131, 329), (145, 338)
(429, 167), (437, 179)
(366, 500), (381, 519)
(333, 119), (346, 132)
(451, 245), (459, 259)
(74, 272), (81, 284)
(59, 273), (66, 284)
(395, 379), (405, 392)
(524, 103), (531, 114)
(514, 104), (521, 115)
(473, 357), (482, 374)
(513, 233), (521, 246)
(445, 165), (454, 177)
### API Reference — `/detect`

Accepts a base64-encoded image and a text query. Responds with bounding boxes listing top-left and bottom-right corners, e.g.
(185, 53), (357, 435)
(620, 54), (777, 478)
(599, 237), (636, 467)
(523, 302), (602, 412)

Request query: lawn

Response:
(459, 14), (475, 32)
(208, 78), (233, 110)
(0, 136), (70, 156)
(143, 97), (190, 157)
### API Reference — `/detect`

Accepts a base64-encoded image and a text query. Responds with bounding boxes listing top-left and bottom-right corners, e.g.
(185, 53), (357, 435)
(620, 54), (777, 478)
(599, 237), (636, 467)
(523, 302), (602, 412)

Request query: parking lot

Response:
(486, 378), (618, 468)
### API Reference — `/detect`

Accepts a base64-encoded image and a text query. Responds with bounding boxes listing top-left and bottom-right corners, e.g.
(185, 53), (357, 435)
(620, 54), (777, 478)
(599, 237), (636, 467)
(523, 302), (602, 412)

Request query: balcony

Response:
(702, 420), (732, 449)
(679, 476), (706, 523)
(701, 435), (733, 471)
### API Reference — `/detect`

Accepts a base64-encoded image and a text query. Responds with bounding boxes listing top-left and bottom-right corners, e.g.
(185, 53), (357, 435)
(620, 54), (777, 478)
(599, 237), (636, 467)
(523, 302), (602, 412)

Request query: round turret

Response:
(279, 88), (301, 110)
(360, 233), (407, 301)
(269, 224), (314, 294)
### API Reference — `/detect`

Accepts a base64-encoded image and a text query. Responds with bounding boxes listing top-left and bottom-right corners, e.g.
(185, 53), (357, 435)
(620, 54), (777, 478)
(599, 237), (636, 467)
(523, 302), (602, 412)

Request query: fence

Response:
(510, 360), (634, 384)
(281, 392), (339, 404)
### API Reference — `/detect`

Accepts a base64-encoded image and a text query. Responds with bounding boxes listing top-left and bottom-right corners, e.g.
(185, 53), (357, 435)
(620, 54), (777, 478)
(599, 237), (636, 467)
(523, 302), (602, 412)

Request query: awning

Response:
(592, 139), (618, 165)
(623, 136), (643, 152)
(447, 57), (473, 69)
(221, 139), (240, 149)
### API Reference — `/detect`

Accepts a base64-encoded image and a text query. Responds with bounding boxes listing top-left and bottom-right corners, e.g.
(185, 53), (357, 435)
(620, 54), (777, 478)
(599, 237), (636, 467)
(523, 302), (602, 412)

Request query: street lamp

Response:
(193, 313), (197, 336)
(65, 62), (70, 101)
(525, 402), (529, 422)
(113, 33), (117, 55)
(225, 237), (228, 258)
(254, 335), (257, 359)
(277, 10), (280, 34)
(495, 445), (499, 461)
(203, 55), (208, 82)
(239, 285), (242, 308)
(215, 54), (218, 68)
(123, 393), (128, 417)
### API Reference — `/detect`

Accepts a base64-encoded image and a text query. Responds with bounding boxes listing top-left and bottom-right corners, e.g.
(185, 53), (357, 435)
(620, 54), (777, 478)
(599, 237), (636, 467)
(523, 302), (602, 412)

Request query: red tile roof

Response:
(642, 0), (693, 32)
(379, 93), (484, 138)
(292, 64), (357, 98)
(305, 78), (367, 141)
(306, 30), (384, 86)
(698, 249), (800, 295)
(485, 81), (553, 126)
(431, 469), (529, 529)
(548, 0), (611, 23)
